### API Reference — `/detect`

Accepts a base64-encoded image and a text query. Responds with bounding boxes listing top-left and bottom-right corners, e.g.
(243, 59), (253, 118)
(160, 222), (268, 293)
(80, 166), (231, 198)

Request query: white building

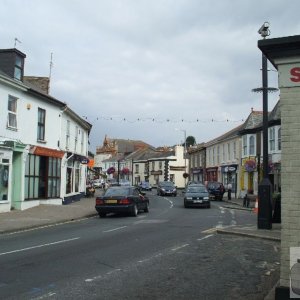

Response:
(0, 48), (91, 212)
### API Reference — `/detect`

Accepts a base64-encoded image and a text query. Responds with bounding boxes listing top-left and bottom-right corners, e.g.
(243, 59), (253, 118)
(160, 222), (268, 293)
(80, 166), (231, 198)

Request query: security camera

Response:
(258, 22), (270, 38)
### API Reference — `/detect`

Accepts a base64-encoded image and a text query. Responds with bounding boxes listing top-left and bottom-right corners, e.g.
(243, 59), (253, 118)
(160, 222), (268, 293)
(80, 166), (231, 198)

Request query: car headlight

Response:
(204, 196), (209, 200)
(186, 197), (192, 200)
(162, 188), (165, 191)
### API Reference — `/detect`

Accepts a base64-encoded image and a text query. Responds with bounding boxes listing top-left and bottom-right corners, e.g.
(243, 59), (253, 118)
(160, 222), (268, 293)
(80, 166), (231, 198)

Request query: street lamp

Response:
(252, 22), (278, 230)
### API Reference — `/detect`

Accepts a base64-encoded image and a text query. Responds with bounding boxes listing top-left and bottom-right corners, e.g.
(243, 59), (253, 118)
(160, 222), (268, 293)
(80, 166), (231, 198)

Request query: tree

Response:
(184, 136), (196, 148)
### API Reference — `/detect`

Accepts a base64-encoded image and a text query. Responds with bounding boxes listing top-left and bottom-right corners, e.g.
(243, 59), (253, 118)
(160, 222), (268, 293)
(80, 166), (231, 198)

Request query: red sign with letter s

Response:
(290, 67), (300, 82)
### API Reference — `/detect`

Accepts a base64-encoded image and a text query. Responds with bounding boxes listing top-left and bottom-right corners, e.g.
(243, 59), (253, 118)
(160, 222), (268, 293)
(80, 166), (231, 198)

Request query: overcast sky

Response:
(1, 0), (299, 153)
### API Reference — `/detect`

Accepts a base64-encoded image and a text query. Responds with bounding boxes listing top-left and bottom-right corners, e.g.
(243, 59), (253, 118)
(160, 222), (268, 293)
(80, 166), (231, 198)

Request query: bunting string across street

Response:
(82, 115), (245, 124)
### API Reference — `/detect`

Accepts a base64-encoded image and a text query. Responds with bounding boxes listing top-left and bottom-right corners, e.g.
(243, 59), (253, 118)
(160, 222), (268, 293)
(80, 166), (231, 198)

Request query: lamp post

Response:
(252, 22), (277, 229)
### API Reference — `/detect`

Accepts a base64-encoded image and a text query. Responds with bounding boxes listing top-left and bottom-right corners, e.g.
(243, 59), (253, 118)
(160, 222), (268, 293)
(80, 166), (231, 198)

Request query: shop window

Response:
(0, 164), (9, 201)
(25, 154), (61, 199)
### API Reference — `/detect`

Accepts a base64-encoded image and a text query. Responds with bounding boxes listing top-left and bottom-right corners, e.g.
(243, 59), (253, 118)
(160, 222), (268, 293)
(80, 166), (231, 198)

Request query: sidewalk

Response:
(0, 193), (99, 234)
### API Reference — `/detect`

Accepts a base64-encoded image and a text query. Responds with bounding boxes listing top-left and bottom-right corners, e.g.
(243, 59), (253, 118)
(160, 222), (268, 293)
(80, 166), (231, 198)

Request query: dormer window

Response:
(14, 55), (23, 80)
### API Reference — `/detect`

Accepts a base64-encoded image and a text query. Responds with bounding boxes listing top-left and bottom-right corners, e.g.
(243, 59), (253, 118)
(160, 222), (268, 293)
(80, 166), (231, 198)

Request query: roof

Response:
(258, 35), (300, 69)
(205, 123), (244, 147)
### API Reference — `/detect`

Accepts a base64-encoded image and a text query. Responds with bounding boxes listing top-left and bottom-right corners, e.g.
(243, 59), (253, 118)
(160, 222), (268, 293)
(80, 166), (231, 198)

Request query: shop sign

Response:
(279, 63), (300, 88)
(31, 146), (64, 158)
(222, 165), (237, 173)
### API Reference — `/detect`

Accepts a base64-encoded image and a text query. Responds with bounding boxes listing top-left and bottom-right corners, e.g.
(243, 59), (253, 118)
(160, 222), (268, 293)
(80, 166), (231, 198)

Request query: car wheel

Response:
(131, 204), (138, 217)
(207, 204), (211, 208)
(99, 212), (106, 218)
(144, 202), (149, 213)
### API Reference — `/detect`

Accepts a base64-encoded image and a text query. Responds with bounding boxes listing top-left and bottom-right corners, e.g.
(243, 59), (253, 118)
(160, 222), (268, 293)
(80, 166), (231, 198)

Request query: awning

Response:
(30, 146), (65, 158)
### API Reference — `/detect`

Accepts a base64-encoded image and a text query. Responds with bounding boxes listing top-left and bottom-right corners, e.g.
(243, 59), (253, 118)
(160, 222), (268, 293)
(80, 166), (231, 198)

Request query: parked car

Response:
(139, 181), (152, 191)
(206, 181), (225, 200)
(188, 181), (203, 186)
(93, 179), (104, 188)
(95, 186), (149, 218)
(157, 181), (177, 197)
(119, 179), (131, 186)
(184, 184), (210, 208)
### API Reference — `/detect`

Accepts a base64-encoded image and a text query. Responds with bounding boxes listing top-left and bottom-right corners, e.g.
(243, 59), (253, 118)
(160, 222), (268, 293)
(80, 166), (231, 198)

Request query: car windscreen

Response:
(186, 187), (207, 193)
(104, 188), (130, 197)
(160, 182), (174, 187)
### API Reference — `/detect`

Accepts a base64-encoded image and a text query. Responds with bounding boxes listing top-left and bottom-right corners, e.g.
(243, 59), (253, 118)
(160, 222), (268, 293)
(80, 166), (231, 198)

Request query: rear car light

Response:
(96, 198), (104, 205)
(119, 198), (131, 205)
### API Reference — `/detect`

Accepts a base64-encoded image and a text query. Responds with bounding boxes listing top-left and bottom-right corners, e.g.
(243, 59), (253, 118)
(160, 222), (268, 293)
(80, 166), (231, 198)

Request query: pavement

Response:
(0, 190), (281, 299)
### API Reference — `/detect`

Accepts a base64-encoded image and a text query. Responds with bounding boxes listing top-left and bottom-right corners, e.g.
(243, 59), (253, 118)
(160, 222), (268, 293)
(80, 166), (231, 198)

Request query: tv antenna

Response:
(14, 38), (21, 48)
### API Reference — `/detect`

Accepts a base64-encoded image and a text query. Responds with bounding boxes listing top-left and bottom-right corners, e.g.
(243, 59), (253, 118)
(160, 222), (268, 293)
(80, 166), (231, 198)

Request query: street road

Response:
(0, 192), (279, 299)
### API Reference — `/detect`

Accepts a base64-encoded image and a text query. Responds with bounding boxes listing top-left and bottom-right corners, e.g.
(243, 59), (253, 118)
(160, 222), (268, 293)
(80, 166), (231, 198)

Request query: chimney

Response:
(23, 76), (50, 94)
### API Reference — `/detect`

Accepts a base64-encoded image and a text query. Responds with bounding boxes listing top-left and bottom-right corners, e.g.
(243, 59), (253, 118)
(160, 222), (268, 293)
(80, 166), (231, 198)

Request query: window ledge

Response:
(6, 126), (18, 132)
(37, 139), (47, 144)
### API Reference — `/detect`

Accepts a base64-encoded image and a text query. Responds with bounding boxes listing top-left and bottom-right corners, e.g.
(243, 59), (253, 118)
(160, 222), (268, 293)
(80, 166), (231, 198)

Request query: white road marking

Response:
(85, 269), (122, 283)
(31, 292), (57, 299)
(103, 226), (127, 233)
(0, 237), (80, 256)
(165, 198), (174, 208)
(197, 234), (214, 241)
(171, 244), (189, 251)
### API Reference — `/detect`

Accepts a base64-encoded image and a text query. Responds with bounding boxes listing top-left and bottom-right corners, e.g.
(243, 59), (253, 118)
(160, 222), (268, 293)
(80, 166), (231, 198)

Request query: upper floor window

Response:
(135, 164), (139, 173)
(81, 131), (84, 154)
(243, 136), (247, 156)
(222, 144), (225, 161)
(37, 108), (46, 141)
(152, 161), (155, 170)
(66, 120), (70, 149)
(7, 95), (18, 129)
(249, 136), (255, 155)
(217, 146), (220, 164)
(14, 55), (23, 80)
(269, 127), (275, 151)
(278, 128), (281, 151)
(233, 141), (236, 160)
(159, 161), (162, 170)
(227, 143), (230, 161)
(74, 126), (79, 151)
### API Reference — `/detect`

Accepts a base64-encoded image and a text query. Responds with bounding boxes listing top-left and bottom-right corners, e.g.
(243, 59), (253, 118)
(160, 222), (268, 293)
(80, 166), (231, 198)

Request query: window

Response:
(152, 161), (155, 170)
(222, 144), (225, 161)
(66, 120), (70, 149)
(269, 127), (275, 151)
(81, 131), (84, 153)
(227, 143), (230, 161)
(14, 55), (23, 80)
(243, 136), (247, 156)
(75, 126), (78, 152)
(7, 95), (18, 129)
(37, 108), (46, 141)
(25, 154), (61, 199)
(233, 142), (236, 160)
(278, 128), (281, 151)
(135, 164), (139, 174)
(249, 136), (255, 155)
(159, 161), (162, 170)
(217, 146), (220, 164)
(0, 164), (9, 201)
